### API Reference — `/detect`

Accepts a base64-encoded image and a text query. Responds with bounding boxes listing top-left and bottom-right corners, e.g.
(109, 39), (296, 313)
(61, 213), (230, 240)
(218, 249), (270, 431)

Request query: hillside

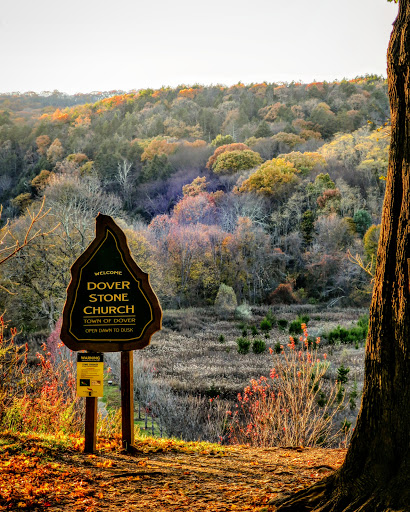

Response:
(0, 77), (389, 334)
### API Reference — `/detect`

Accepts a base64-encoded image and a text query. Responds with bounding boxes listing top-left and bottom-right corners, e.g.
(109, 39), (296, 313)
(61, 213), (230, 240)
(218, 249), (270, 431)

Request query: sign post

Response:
(76, 352), (104, 452)
(61, 214), (162, 453)
(121, 351), (134, 450)
(85, 395), (98, 453)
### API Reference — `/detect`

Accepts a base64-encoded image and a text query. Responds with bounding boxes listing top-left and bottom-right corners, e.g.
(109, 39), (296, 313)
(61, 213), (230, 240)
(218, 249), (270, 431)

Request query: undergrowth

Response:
(226, 324), (350, 448)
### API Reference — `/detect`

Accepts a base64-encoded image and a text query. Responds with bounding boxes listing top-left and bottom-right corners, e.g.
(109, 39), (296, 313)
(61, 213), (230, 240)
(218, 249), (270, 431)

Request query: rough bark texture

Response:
(276, 2), (410, 510)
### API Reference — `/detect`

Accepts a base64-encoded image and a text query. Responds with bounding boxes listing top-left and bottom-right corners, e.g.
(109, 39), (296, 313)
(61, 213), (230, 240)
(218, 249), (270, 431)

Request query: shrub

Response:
(269, 283), (299, 305)
(288, 319), (302, 335)
(265, 310), (277, 326)
(0, 318), (83, 436)
(260, 318), (272, 332)
(235, 303), (252, 321)
(250, 325), (259, 336)
(288, 315), (310, 335)
(252, 339), (266, 354)
(324, 316), (368, 345)
(236, 337), (251, 355)
(349, 381), (359, 410)
(337, 364), (350, 385)
(227, 327), (345, 447)
(214, 283), (237, 313)
(218, 334), (225, 343)
(277, 319), (288, 330)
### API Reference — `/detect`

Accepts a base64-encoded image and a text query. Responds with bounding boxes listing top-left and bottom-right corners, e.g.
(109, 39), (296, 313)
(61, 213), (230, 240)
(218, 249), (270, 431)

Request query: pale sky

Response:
(0, 0), (398, 94)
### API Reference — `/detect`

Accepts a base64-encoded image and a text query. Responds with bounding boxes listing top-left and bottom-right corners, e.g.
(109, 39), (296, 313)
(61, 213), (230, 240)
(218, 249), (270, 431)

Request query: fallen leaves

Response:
(0, 431), (347, 511)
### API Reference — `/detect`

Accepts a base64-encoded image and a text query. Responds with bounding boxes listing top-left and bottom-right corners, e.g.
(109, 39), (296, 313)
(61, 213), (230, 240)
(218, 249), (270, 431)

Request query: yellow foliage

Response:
(239, 158), (300, 197)
(277, 151), (327, 174)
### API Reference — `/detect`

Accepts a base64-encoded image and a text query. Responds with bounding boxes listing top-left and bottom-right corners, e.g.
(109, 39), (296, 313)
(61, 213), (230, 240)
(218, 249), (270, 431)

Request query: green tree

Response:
(300, 210), (315, 245)
(254, 121), (272, 138)
(309, 102), (337, 138)
(353, 209), (372, 237)
(211, 134), (234, 147)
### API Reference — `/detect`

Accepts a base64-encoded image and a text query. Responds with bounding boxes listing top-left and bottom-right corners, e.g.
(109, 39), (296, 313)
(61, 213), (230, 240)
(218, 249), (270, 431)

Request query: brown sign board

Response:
(60, 214), (162, 352)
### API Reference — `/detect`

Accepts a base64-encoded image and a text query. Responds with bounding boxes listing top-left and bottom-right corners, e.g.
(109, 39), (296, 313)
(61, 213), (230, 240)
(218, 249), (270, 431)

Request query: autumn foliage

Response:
(239, 158), (300, 197)
(227, 326), (346, 448)
(0, 318), (82, 436)
(206, 143), (250, 169)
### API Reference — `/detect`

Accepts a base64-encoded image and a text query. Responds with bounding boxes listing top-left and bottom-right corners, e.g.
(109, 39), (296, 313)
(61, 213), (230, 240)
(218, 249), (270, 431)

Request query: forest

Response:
(0, 75), (389, 333)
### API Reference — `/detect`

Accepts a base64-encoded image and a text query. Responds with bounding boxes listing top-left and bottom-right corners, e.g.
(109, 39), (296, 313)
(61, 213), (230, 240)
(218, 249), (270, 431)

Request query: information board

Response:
(77, 353), (104, 397)
(60, 214), (162, 352)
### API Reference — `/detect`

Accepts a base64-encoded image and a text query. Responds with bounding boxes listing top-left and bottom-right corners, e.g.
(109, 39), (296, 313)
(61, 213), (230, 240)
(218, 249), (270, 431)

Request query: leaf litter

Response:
(0, 431), (346, 511)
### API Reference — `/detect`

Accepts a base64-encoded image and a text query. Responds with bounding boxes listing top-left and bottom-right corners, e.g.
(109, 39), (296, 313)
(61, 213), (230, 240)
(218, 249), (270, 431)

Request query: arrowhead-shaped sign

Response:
(60, 214), (162, 352)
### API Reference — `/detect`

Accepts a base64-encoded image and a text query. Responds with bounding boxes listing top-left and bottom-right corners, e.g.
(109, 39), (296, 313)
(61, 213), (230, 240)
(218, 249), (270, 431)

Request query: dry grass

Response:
(104, 306), (367, 444)
(141, 306), (366, 400)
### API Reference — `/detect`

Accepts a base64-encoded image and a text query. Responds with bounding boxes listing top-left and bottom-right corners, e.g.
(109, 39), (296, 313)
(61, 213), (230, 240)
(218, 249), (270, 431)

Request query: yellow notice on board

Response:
(77, 353), (104, 397)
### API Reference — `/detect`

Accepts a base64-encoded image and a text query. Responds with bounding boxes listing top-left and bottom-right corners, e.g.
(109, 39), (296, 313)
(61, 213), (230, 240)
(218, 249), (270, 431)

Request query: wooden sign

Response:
(60, 214), (162, 352)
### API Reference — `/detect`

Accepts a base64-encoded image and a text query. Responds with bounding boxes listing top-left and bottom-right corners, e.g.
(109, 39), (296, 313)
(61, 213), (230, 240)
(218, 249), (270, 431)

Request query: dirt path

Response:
(0, 433), (346, 511)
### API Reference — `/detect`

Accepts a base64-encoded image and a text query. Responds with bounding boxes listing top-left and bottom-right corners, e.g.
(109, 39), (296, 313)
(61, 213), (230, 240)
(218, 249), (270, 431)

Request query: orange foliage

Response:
(35, 135), (51, 156)
(172, 193), (216, 225)
(51, 108), (69, 123)
(74, 114), (91, 127)
(227, 83), (245, 93)
(178, 87), (203, 99)
(250, 83), (267, 98)
(181, 139), (207, 148)
(141, 139), (178, 161)
(93, 93), (136, 114)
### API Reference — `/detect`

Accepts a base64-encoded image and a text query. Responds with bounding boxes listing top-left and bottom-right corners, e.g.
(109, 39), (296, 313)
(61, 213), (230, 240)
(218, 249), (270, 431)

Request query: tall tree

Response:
(277, 1), (410, 510)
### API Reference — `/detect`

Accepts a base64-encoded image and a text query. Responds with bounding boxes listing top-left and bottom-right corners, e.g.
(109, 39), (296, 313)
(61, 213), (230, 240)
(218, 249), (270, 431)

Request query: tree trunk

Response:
(277, 2), (410, 511)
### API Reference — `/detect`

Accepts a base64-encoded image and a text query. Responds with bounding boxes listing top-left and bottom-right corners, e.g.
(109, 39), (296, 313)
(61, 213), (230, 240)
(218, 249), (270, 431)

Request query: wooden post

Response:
(121, 350), (134, 451)
(84, 396), (98, 453)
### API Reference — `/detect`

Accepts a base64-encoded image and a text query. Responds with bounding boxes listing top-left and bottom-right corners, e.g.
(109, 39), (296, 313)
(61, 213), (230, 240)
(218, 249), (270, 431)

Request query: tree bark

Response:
(277, 2), (410, 510)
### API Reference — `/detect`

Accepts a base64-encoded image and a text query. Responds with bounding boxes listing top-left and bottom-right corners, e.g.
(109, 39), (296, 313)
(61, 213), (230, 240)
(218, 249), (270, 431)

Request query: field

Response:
(104, 305), (368, 444)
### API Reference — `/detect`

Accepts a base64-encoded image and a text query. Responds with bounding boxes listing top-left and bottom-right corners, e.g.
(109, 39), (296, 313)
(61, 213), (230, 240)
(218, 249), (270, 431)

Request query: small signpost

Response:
(61, 214), (162, 453)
